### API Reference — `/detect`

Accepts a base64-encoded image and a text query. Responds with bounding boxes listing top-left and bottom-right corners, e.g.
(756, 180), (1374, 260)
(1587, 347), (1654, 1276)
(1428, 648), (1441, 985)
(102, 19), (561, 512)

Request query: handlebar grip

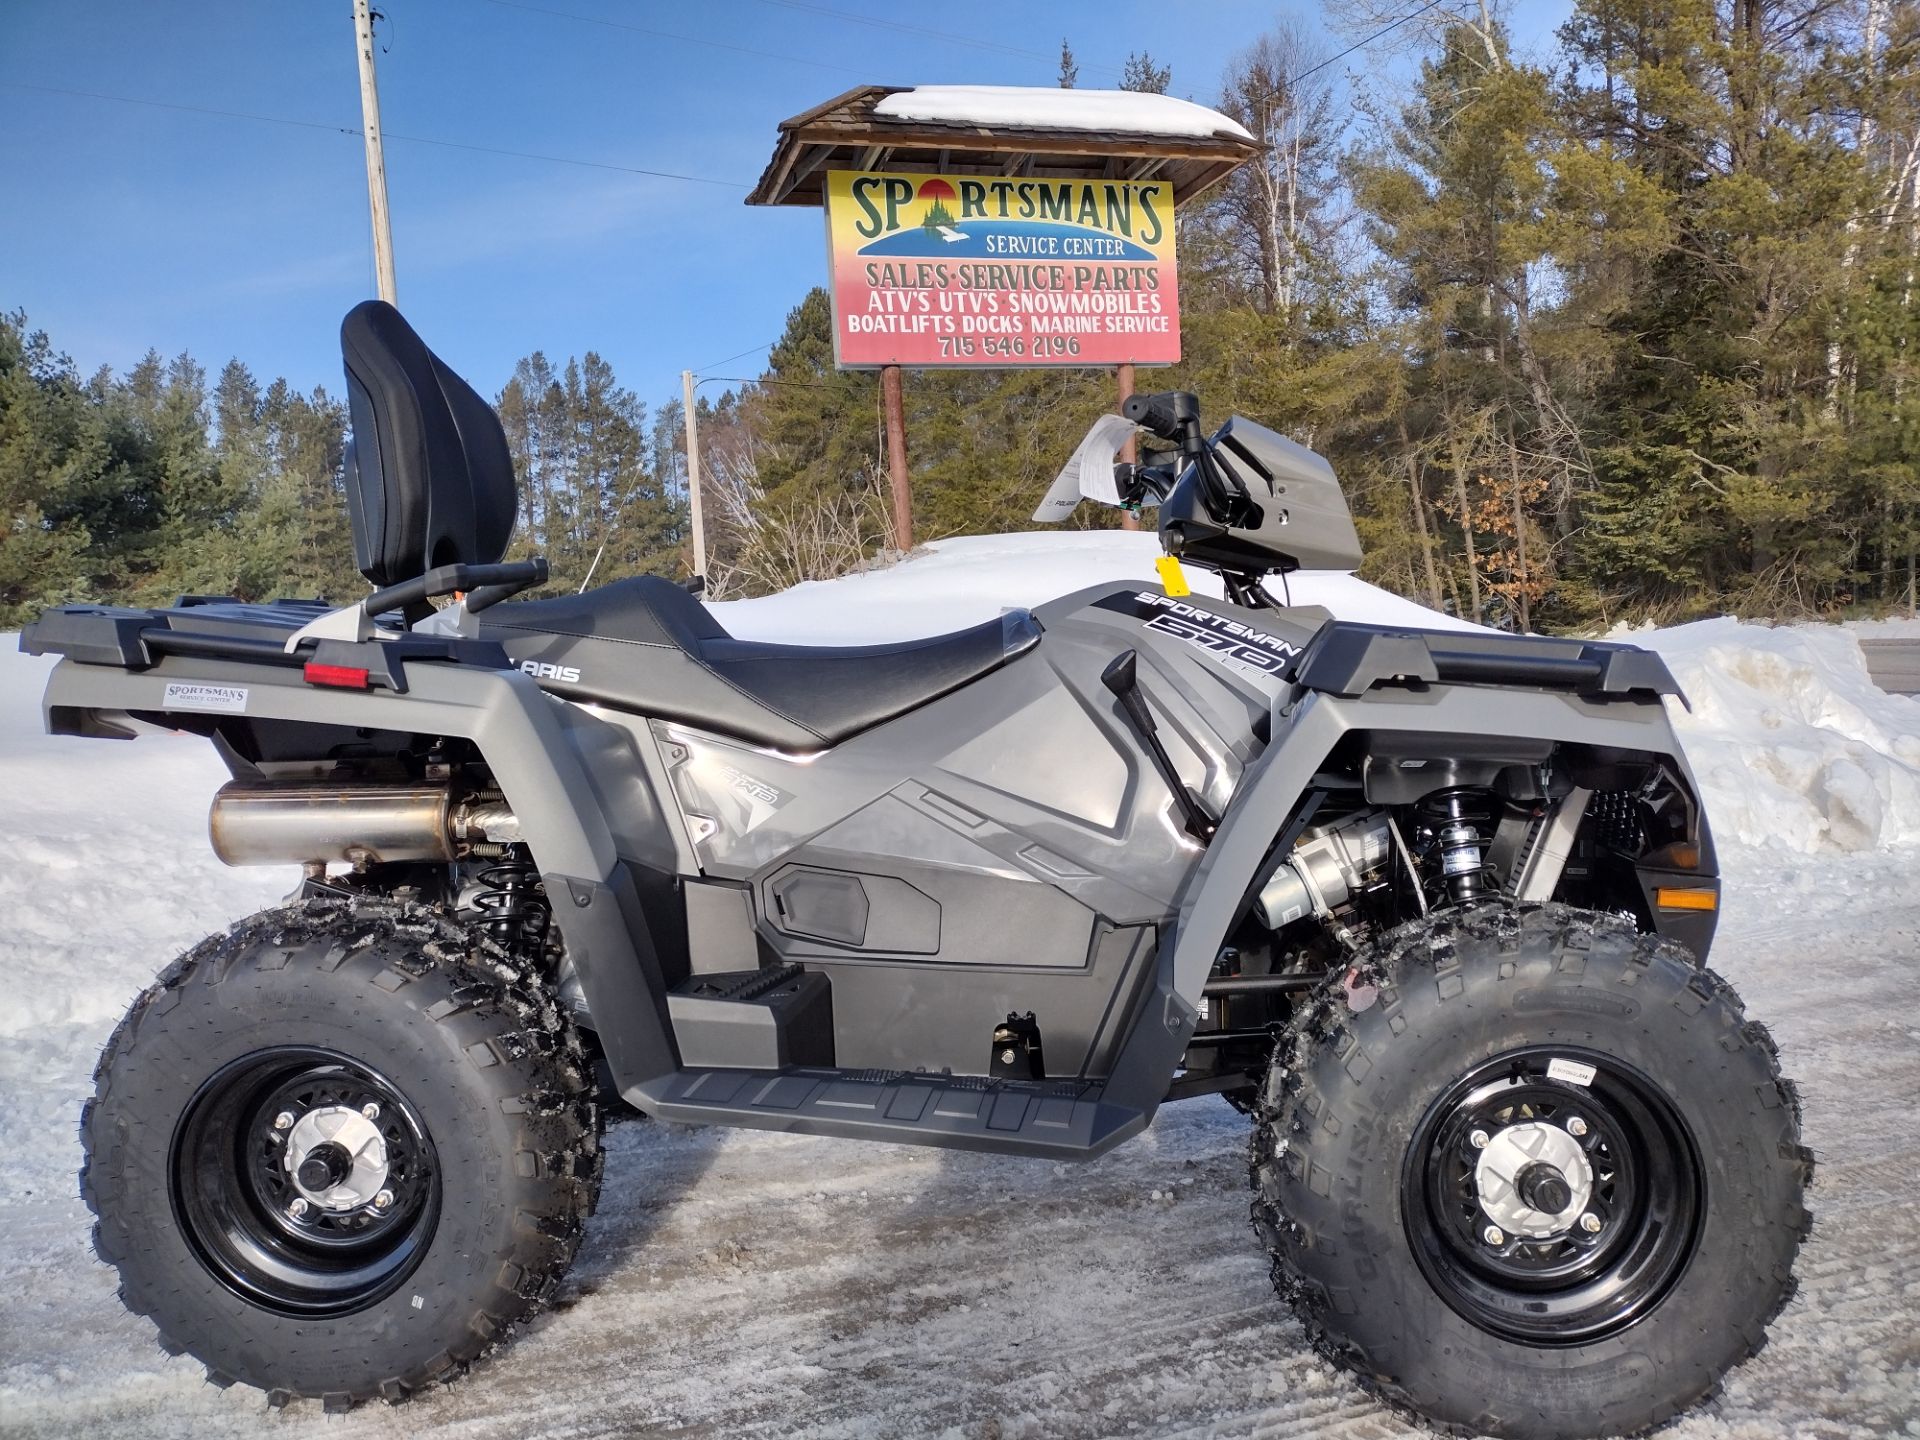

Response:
(1123, 393), (1182, 440)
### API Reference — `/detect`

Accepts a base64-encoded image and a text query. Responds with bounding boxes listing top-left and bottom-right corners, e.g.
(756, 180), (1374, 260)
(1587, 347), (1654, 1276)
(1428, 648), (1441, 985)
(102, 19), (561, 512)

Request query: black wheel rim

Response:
(170, 1047), (440, 1317)
(1400, 1045), (1703, 1345)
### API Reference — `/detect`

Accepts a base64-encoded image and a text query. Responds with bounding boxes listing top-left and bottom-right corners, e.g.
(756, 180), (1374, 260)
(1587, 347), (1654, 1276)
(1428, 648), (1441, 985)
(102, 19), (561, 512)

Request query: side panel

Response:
(635, 581), (1319, 1078)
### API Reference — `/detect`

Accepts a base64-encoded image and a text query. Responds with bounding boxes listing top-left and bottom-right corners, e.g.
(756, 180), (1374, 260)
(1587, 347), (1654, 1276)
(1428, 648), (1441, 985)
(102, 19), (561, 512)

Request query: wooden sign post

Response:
(881, 364), (912, 551)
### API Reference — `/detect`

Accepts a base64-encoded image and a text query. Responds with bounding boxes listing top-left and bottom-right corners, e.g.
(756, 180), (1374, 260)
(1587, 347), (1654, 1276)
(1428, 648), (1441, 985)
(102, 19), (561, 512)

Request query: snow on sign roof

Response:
(871, 85), (1256, 145)
(746, 85), (1263, 207)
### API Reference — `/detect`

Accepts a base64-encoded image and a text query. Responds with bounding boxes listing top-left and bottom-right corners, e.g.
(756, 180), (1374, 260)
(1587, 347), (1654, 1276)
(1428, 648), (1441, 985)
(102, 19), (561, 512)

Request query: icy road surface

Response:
(3, 548), (1918, 1436)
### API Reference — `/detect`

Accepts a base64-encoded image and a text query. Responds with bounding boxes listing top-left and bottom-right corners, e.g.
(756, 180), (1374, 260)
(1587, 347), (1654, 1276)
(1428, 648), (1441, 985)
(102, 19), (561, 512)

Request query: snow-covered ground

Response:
(1, 537), (1916, 1439)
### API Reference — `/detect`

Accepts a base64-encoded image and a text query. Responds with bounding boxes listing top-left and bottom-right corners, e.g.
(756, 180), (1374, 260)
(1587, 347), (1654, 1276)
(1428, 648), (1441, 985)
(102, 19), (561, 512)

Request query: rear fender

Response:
(40, 656), (680, 1087)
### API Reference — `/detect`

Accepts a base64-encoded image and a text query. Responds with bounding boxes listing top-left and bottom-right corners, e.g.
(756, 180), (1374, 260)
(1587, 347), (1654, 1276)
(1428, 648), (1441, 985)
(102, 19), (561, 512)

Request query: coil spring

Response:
(1417, 788), (1496, 904)
(471, 855), (552, 961)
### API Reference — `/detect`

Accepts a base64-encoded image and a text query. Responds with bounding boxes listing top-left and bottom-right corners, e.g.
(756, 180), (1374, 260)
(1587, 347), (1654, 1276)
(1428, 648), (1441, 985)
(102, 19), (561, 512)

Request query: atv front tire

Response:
(1250, 903), (1811, 1440)
(81, 898), (601, 1410)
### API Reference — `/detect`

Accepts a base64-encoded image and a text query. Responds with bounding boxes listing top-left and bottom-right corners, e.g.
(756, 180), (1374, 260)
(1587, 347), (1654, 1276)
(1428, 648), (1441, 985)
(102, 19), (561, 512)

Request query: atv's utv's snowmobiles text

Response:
(25, 303), (1810, 1440)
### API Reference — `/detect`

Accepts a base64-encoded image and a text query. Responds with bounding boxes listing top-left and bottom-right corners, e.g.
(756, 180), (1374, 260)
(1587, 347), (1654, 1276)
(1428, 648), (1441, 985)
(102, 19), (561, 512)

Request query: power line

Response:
(478, 0), (867, 77)
(1290, 0), (1450, 84)
(705, 376), (852, 391)
(3, 81), (354, 139)
(694, 340), (778, 374)
(2, 81), (748, 187)
(381, 128), (745, 187)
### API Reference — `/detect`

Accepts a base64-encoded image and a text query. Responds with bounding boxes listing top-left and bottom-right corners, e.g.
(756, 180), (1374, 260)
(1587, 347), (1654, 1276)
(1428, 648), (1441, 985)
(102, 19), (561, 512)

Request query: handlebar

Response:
(1124, 391), (1248, 523)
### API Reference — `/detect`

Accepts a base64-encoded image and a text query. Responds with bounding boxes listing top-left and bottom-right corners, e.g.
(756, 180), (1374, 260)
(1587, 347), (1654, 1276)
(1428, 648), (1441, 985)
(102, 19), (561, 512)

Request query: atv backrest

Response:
(340, 300), (519, 588)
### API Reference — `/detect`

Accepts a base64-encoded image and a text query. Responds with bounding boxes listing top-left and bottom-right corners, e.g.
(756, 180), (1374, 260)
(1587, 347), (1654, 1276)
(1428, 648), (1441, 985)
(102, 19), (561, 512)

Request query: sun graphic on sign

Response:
(917, 178), (958, 233)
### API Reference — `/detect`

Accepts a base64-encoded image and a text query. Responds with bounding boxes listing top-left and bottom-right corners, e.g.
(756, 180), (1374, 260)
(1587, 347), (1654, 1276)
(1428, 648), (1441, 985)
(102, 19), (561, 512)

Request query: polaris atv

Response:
(23, 302), (1810, 1440)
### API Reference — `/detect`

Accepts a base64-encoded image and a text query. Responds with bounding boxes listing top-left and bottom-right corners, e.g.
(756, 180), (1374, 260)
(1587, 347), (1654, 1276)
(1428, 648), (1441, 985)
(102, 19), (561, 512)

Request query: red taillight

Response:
(303, 661), (371, 689)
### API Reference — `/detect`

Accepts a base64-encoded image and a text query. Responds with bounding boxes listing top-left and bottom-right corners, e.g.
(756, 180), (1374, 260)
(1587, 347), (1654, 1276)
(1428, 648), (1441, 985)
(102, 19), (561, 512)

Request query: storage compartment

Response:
(667, 965), (833, 1070)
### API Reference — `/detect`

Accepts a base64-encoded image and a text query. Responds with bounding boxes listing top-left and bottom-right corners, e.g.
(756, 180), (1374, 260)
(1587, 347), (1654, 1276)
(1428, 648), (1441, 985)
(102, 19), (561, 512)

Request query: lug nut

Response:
(360, 1102), (381, 1121)
(1483, 1224), (1504, 1246)
(1580, 1212), (1602, 1234)
(1470, 1129), (1490, 1150)
(372, 1189), (394, 1211)
(288, 1197), (310, 1219)
(1566, 1116), (1589, 1138)
(273, 1111), (295, 1131)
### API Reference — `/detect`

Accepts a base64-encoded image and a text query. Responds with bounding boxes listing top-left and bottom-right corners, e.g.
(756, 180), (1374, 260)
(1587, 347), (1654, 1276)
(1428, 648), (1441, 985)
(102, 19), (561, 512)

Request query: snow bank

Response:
(710, 531), (1480, 643)
(0, 650), (292, 1040)
(1621, 618), (1920, 852)
(872, 85), (1256, 144)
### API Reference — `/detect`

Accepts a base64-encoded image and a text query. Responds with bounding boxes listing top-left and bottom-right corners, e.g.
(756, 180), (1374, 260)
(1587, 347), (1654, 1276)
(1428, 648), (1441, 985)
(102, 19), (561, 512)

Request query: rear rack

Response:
(20, 601), (510, 694)
(1286, 622), (1683, 704)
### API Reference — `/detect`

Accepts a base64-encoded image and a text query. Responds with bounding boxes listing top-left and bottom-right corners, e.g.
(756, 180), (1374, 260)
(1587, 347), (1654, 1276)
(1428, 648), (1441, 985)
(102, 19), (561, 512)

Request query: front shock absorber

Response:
(1419, 789), (1496, 904)
(470, 852), (552, 962)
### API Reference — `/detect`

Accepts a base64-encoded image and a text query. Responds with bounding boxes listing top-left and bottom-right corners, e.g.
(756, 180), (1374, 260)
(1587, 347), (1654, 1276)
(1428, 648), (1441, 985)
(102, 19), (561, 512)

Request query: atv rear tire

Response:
(1249, 903), (1811, 1440)
(81, 897), (601, 1410)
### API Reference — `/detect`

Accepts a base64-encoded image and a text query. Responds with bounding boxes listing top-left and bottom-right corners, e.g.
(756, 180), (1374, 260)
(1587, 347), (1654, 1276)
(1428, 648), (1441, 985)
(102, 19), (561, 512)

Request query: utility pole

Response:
(880, 364), (912, 552)
(352, 0), (399, 307)
(681, 370), (707, 583)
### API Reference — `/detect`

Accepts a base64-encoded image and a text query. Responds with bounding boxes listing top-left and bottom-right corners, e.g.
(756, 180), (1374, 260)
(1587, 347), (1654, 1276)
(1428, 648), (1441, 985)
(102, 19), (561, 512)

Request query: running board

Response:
(628, 1066), (1148, 1160)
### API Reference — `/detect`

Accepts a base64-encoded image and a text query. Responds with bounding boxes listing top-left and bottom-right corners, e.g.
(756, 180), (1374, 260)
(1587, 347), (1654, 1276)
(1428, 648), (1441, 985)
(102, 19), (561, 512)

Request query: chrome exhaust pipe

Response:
(208, 784), (519, 868)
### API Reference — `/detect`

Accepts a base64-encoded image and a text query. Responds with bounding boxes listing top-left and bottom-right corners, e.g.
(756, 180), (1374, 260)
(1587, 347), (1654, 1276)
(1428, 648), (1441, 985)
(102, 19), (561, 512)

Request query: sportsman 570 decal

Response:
(1097, 591), (1304, 678)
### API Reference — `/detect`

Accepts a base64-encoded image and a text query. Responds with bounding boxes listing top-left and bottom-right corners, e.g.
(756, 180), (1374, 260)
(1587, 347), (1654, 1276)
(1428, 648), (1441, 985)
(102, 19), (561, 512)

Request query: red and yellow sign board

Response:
(825, 169), (1179, 369)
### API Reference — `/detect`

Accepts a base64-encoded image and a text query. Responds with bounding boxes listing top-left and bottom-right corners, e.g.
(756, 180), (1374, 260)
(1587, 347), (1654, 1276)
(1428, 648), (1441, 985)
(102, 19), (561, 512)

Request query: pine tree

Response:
(0, 312), (100, 624)
(1120, 51), (1171, 94)
(1057, 39), (1078, 88)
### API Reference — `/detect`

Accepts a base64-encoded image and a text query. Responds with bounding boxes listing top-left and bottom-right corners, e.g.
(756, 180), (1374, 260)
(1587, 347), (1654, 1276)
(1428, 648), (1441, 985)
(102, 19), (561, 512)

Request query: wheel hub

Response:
(1402, 1046), (1704, 1346)
(284, 1106), (389, 1211)
(1474, 1119), (1592, 1238)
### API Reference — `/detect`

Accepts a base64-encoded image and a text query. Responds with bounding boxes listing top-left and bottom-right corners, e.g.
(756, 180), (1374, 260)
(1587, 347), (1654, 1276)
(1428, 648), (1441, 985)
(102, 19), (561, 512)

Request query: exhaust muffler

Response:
(209, 783), (520, 868)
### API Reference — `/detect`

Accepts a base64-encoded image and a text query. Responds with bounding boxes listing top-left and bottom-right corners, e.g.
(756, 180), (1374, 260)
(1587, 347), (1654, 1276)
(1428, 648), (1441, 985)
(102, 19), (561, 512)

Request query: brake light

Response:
(303, 661), (371, 689)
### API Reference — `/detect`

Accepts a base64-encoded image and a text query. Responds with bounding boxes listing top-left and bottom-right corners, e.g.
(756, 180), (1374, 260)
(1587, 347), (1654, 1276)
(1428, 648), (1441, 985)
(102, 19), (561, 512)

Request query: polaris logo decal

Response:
(1098, 591), (1303, 678)
(520, 660), (582, 684)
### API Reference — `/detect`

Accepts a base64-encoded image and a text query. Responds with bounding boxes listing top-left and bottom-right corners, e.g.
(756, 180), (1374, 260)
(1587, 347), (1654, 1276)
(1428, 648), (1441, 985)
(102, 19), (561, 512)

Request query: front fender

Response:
(1100, 683), (1713, 1117)
(1169, 685), (1714, 1006)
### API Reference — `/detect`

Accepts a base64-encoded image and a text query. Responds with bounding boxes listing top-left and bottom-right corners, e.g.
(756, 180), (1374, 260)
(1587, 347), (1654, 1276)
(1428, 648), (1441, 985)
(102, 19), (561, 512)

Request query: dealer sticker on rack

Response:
(162, 682), (249, 714)
(1546, 1057), (1598, 1087)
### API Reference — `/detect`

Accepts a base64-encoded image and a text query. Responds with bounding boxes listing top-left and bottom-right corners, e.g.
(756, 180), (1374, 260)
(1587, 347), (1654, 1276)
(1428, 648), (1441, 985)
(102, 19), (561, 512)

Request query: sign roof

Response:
(747, 84), (1263, 210)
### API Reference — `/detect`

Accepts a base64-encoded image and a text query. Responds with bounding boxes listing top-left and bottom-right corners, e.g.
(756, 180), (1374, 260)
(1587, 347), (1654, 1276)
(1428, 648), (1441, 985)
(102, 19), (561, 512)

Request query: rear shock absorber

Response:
(470, 853), (552, 962)
(1418, 789), (1496, 904)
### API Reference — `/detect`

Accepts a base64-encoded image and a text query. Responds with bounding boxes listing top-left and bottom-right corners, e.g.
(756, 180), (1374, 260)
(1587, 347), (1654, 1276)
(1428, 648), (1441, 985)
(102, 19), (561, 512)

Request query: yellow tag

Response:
(1155, 555), (1191, 597)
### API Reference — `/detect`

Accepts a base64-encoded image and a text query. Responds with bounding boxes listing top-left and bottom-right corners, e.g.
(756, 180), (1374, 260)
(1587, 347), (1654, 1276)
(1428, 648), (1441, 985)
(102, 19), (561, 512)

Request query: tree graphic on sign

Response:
(918, 178), (958, 235)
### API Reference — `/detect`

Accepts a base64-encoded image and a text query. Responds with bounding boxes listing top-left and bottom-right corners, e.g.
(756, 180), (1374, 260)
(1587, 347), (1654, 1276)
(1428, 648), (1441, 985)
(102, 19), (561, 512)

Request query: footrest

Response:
(633, 1065), (1147, 1160)
(667, 965), (832, 1069)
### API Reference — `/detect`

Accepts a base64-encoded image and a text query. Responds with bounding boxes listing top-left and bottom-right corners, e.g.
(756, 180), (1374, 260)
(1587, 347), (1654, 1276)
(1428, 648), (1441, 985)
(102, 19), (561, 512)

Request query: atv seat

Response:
(482, 576), (1041, 750)
(330, 302), (1037, 747)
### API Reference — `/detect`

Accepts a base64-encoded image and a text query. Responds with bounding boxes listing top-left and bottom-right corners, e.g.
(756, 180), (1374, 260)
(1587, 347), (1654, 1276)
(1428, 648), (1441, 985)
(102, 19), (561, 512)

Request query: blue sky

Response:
(2, 0), (1568, 415)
